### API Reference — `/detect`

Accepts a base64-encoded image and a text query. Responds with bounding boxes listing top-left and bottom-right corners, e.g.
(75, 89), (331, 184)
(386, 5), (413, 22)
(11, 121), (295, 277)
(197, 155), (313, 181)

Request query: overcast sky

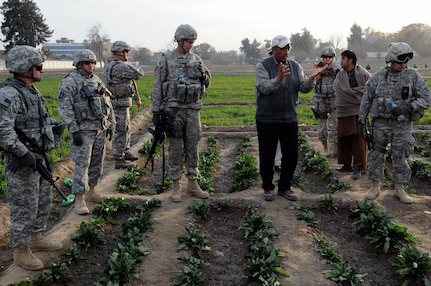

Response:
(12, 0), (431, 52)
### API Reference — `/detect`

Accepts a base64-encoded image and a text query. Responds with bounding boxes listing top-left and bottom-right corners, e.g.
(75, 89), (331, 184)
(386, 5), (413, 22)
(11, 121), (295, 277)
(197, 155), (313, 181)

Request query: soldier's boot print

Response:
(115, 158), (136, 169)
(86, 186), (108, 203)
(14, 245), (44, 270)
(171, 179), (182, 203)
(124, 151), (139, 161)
(75, 194), (90, 215)
(365, 180), (380, 200)
(29, 232), (62, 252)
(186, 179), (209, 199)
(394, 183), (412, 204)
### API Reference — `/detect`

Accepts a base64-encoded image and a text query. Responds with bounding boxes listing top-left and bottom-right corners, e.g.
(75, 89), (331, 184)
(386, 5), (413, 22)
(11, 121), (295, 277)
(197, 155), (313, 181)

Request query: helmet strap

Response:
(78, 63), (93, 77)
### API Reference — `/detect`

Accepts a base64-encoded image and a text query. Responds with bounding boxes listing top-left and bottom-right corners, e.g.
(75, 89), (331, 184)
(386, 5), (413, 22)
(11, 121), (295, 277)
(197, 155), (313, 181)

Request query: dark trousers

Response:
(337, 135), (368, 171)
(256, 121), (298, 192)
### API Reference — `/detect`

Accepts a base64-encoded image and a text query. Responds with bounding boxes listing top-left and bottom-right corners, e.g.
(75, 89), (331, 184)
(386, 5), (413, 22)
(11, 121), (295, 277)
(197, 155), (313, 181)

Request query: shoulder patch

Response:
(0, 94), (12, 108)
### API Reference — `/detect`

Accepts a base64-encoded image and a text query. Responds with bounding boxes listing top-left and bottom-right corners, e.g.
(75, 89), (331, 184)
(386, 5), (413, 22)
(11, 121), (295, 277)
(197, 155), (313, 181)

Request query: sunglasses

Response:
(322, 55), (333, 59)
(83, 61), (97, 65)
(394, 52), (413, 63)
(33, 65), (43, 71)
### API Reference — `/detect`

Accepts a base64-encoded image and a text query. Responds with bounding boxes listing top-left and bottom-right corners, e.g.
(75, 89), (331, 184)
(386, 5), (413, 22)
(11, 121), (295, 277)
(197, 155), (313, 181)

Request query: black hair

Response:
(341, 50), (357, 65)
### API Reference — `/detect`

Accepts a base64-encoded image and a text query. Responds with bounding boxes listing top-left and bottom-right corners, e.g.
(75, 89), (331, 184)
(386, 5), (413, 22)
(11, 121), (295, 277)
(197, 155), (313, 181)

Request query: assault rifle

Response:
(144, 111), (166, 173)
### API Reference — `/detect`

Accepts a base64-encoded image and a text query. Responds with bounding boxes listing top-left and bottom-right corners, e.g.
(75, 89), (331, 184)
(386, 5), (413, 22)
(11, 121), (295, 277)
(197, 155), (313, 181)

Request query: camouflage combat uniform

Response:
(103, 57), (142, 160)
(0, 78), (60, 248)
(58, 69), (115, 195)
(151, 49), (210, 180)
(312, 63), (341, 145)
(359, 66), (431, 183)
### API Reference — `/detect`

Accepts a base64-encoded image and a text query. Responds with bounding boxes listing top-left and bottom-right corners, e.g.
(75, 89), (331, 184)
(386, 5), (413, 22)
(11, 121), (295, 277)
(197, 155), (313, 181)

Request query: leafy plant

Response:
(92, 197), (132, 224)
(319, 194), (339, 212)
(296, 209), (319, 226)
(71, 221), (106, 252)
(62, 244), (88, 264)
(44, 262), (70, 284)
(174, 256), (210, 286)
(229, 135), (259, 192)
(187, 201), (211, 219)
(116, 165), (146, 193)
(326, 178), (351, 194)
(389, 245), (431, 285)
(323, 261), (367, 285)
(177, 227), (211, 257)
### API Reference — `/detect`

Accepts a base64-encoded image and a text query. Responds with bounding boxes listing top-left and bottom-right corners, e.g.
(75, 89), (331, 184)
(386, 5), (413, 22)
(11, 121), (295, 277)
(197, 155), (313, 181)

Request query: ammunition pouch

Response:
(108, 82), (134, 98)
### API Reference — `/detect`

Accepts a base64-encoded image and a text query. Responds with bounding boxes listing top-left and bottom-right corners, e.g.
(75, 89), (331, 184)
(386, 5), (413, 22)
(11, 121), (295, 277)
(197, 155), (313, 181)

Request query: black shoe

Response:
(277, 190), (297, 201)
(352, 168), (361, 180)
(263, 190), (275, 201)
(337, 164), (354, 172)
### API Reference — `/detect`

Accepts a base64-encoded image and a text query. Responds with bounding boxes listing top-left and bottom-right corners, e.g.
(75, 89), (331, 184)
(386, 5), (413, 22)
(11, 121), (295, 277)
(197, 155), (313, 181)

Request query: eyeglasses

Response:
(322, 55), (333, 59)
(395, 52), (413, 63)
(33, 65), (43, 71)
(83, 61), (97, 65)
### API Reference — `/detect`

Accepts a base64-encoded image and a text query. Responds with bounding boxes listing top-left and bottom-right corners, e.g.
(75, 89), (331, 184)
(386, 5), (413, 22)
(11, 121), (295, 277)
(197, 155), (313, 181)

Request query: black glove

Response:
(152, 112), (161, 127)
(358, 120), (370, 143)
(106, 127), (114, 141)
(392, 102), (413, 118)
(72, 131), (83, 146)
(20, 152), (36, 171)
(52, 122), (65, 135)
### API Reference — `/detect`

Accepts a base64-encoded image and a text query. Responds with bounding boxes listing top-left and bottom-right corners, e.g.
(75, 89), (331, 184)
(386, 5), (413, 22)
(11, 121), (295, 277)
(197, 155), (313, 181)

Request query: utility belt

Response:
(163, 82), (202, 103)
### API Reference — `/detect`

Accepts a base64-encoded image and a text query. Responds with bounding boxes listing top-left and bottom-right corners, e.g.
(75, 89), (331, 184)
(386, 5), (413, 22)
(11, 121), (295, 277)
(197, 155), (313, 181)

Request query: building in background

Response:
(42, 38), (86, 60)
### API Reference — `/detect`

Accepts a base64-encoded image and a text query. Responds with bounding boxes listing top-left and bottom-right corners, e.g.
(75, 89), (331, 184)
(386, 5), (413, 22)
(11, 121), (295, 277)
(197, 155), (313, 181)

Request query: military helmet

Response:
(321, 46), (336, 57)
(6, 45), (43, 73)
(174, 24), (197, 41)
(111, 41), (131, 52)
(385, 42), (413, 63)
(73, 49), (97, 66)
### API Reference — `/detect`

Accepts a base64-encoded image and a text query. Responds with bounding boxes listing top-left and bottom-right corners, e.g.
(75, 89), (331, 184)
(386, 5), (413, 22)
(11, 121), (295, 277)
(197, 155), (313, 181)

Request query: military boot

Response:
(86, 186), (108, 203)
(124, 151), (139, 161)
(13, 246), (44, 270)
(29, 232), (62, 252)
(365, 180), (380, 200)
(321, 140), (328, 153)
(75, 194), (89, 215)
(394, 183), (412, 204)
(171, 179), (182, 202)
(186, 179), (209, 199)
(115, 158), (136, 169)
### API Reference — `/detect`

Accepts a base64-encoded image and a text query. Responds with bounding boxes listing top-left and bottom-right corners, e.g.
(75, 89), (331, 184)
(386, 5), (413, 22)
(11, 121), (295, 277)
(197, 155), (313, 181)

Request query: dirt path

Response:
(1, 108), (431, 285)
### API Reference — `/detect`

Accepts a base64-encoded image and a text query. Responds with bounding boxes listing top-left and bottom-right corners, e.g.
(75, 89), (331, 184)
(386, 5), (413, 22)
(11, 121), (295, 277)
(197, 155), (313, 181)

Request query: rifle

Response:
(7, 157), (75, 207)
(144, 116), (166, 173)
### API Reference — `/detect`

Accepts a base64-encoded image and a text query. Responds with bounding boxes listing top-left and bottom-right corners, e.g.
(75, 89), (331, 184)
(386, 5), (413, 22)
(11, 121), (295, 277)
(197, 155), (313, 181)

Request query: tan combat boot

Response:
(171, 179), (182, 202)
(13, 245), (44, 270)
(75, 194), (89, 215)
(124, 151), (139, 161)
(394, 183), (412, 204)
(29, 232), (62, 252)
(365, 180), (380, 200)
(115, 158), (136, 169)
(86, 186), (108, 203)
(186, 179), (209, 199)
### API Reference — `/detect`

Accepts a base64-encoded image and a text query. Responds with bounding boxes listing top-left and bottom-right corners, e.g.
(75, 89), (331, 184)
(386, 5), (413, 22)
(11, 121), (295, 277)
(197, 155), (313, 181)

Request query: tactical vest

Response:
(0, 78), (57, 152)
(103, 60), (135, 98)
(315, 66), (340, 97)
(161, 51), (205, 104)
(66, 71), (111, 124)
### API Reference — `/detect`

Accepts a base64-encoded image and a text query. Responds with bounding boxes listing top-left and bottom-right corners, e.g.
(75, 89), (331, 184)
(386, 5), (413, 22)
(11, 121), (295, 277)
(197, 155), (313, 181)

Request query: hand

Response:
(152, 112), (161, 127)
(52, 122), (65, 135)
(392, 102), (412, 117)
(106, 127), (114, 141)
(358, 119), (370, 143)
(20, 152), (36, 171)
(72, 131), (83, 146)
(136, 100), (141, 108)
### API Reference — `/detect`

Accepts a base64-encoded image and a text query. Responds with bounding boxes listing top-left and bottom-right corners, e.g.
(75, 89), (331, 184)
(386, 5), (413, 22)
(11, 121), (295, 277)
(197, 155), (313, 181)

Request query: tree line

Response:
(2, 0), (431, 66)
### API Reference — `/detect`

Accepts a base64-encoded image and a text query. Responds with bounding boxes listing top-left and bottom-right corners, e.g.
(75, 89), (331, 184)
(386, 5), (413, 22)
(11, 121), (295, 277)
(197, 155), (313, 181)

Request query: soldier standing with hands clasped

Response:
(0, 45), (64, 270)
(58, 49), (115, 214)
(359, 42), (431, 204)
(103, 41), (143, 169)
(151, 24), (211, 202)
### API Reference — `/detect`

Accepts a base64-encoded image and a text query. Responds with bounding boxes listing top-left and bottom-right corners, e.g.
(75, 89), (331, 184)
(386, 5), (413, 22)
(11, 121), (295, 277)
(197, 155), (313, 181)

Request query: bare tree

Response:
(327, 33), (346, 55)
(85, 23), (110, 66)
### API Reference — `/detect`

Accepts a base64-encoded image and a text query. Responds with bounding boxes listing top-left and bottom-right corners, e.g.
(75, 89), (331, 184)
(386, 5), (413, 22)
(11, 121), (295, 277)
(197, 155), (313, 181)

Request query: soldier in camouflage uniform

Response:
(359, 42), (431, 204)
(103, 41), (143, 169)
(312, 46), (341, 156)
(58, 49), (115, 214)
(151, 24), (211, 202)
(0, 45), (64, 270)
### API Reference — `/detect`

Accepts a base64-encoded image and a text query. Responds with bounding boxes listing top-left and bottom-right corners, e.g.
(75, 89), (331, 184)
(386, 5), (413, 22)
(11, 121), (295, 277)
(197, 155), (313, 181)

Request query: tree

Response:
(347, 23), (366, 58)
(131, 47), (152, 65)
(84, 23), (110, 66)
(239, 37), (261, 65)
(396, 23), (431, 57)
(193, 43), (216, 60)
(1, 0), (53, 51)
(290, 28), (318, 62)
